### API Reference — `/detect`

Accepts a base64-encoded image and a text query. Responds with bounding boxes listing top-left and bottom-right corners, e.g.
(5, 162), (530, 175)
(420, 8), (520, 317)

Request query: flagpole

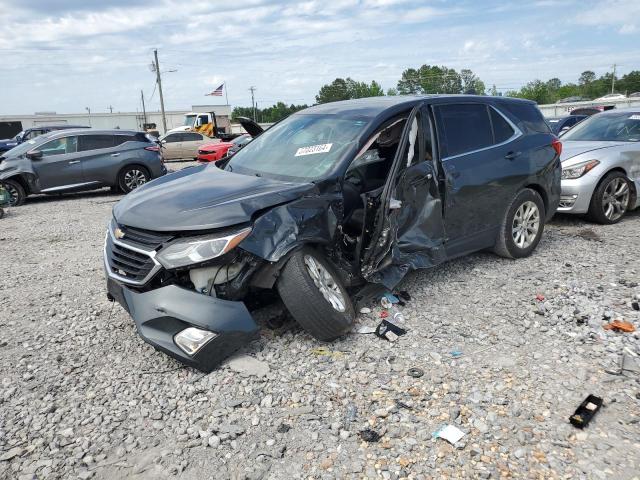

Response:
(224, 82), (229, 106)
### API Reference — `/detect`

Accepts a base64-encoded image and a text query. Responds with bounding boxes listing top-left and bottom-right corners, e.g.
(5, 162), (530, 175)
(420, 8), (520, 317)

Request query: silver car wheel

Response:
(601, 177), (629, 221)
(124, 169), (148, 190)
(511, 201), (540, 249)
(4, 183), (19, 206)
(303, 254), (346, 313)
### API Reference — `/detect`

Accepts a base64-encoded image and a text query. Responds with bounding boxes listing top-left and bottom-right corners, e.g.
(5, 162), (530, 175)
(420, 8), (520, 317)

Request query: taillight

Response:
(551, 138), (562, 157)
(144, 145), (160, 152)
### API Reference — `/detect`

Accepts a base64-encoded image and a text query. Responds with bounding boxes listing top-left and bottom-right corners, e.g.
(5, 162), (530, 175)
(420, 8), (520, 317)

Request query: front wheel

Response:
(494, 188), (545, 259)
(587, 171), (631, 224)
(277, 248), (355, 341)
(2, 179), (26, 207)
(118, 165), (150, 194)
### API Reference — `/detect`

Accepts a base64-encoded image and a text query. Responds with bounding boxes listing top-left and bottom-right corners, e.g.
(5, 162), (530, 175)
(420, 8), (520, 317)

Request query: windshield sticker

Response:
(295, 143), (332, 157)
(629, 115), (640, 120)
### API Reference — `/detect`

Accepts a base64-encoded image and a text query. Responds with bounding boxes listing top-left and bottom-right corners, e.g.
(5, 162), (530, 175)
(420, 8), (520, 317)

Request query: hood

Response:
(560, 141), (625, 163)
(201, 142), (232, 152)
(236, 117), (264, 137)
(113, 164), (315, 232)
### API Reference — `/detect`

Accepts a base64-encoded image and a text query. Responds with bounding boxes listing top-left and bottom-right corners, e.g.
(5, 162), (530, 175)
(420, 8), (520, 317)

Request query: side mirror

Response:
(161, 139), (167, 144)
(26, 150), (43, 160)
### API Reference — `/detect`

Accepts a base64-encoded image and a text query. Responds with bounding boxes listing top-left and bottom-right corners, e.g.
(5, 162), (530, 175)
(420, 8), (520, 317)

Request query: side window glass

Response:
(114, 135), (137, 146)
(198, 115), (209, 125)
(490, 107), (515, 144)
(164, 134), (179, 143)
(78, 135), (115, 152)
(436, 104), (493, 157)
(39, 136), (77, 156)
(183, 133), (200, 141)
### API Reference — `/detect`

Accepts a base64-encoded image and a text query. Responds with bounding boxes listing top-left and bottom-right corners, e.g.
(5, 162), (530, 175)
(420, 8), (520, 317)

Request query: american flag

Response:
(206, 83), (224, 96)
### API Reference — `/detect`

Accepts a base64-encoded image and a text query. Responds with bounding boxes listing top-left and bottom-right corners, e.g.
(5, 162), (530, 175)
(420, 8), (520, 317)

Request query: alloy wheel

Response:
(124, 169), (148, 190)
(4, 183), (20, 206)
(303, 255), (346, 312)
(601, 177), (629, 222)
(511, 201), (540, 249)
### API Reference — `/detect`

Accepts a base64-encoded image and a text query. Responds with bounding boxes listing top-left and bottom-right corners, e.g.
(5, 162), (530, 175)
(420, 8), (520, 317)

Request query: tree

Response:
(489, 84), (499, 96)
(579, 71), (596, 86)
(396, 65), (482, 95)
(546, 78), (562, 91)
(386, 88), (398, 96)
(619, 70), (640, 94)
(231, 102), (308, 123)
(315, 77), (384, 104)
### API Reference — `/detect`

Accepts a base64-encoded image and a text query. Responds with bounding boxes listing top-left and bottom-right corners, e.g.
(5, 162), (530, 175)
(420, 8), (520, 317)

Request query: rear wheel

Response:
(2, 179), (26, 206)
(118, 165), (150, 193)
(494, 188), (545, 259)
(278, 248), (355, 341)
(586, 171), (631, 224)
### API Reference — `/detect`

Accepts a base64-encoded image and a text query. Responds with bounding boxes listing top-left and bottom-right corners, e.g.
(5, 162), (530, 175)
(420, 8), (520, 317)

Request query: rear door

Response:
(30, 135), (83, 190)
(361, 104), (446, 286)
(180, 132), (210, 158)
(432, 102), (522, 252)
(76, 134), (118, 185)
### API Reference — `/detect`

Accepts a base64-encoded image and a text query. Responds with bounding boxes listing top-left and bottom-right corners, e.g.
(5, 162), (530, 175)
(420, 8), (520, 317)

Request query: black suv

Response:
(104, 95), (561, 371)
(0, 125), (89, 153)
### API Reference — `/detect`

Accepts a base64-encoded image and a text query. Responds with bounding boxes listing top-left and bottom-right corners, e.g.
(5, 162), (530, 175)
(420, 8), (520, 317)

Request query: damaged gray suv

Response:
(104, 95), (561, 372)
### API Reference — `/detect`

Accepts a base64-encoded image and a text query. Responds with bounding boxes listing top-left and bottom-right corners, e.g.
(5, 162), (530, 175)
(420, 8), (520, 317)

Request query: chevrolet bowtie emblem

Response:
(114, 227), (125, 239)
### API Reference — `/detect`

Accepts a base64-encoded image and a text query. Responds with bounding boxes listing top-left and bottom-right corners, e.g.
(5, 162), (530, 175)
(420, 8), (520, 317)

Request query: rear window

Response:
(435, 104), (493, 157)
(78, 135), (114, 151)
(181, 132), (202, 141)
(503, 102), (550, 133)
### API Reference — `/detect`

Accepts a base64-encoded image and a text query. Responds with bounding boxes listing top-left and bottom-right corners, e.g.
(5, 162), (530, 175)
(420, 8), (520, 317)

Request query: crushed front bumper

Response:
(107, 278), (259, 372)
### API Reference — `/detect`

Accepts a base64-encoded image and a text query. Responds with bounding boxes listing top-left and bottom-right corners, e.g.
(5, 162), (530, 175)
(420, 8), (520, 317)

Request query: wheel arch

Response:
(4, 174), (32, 194)
(116, 163), (150, 184)
(598, 167), (637, 209)
(523, 183), (549, 216)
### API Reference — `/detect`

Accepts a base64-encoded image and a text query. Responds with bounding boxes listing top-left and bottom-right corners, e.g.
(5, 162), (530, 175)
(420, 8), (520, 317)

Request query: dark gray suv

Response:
(0, 129), (166, 205)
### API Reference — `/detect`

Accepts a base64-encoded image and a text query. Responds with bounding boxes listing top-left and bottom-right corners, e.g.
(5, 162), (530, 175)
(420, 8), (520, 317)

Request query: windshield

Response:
(183, 115), (197, 127)
(562, 113), (640, 142)
(226, 114), (369, 181)
(2, 138), (40, 157)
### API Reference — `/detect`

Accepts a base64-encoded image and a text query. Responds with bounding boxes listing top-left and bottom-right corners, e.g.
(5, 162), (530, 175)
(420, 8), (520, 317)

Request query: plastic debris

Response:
(310, 347), (344, 358)
(570, 394), (603, 429)
(384, 293), (400, 304)
(535, 294), (545, 301)
(632, 301), (639, 311)
(407, 367), (424, 378)
(360, 307), (372, 314)
(359, 428), (382, 443)
(356, 325), (377, 334)
(277, 424), (291, 433)
(433, 424), (466, 444)
(450, 350), (463, 358)
(381, 296), (392, 309)
(603, 320), (636, 333)
(390, 307), (405, 323)
(375, 320), (407, 342)
(380, 311), (389, 319)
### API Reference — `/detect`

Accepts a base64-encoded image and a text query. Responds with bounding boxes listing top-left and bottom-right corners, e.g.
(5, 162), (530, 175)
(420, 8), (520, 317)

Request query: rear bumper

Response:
(107, 278), (259, 372)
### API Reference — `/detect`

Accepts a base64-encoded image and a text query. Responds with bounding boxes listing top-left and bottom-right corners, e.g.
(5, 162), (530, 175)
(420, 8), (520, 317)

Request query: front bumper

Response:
(107, 278), (259, 372)
(558, 175), (599, 214)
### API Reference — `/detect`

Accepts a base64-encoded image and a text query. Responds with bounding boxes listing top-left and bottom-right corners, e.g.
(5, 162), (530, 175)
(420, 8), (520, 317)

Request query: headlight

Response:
(561, 160), (599, 180)
(156, 227), (251, 269)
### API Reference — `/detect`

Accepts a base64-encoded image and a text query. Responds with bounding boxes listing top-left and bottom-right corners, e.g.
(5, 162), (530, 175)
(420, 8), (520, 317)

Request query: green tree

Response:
(386, 87), (398, 96)
(315, 77), (384, 104)
(489, 84), (499, 96)
(619, 70), (640, 94)
(396, 65), (482, 95)
(579, 70), (596, 86)
(460, 69), (486, 95)
(231, 102), (308, 123)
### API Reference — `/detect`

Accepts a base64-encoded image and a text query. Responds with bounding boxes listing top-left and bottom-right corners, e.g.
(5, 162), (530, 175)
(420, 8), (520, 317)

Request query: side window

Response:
(503, 103), (550, 133)
(182, 132), (202, 141)
(164, 134), (181, 143)
(435, 104), (493, 158)
(39, 136), (77, 157)
(490, 107), (516, 144)
(24, 130), (40, 140)
(197, 115), (209, 126)
(113, 135), (137, 146)
(78, 135), (115, 152)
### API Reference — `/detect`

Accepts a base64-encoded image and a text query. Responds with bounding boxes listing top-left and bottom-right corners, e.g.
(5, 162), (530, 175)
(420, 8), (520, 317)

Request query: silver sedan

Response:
(557, 109), (640, 223)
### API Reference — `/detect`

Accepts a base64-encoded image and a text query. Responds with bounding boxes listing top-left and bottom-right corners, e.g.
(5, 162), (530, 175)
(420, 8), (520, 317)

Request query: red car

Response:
(197, 134), (252, 163)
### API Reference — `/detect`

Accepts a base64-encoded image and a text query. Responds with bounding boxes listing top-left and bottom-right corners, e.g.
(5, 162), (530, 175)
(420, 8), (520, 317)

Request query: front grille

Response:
(117, 224), (173, 249)
(105, 234), (160, 285)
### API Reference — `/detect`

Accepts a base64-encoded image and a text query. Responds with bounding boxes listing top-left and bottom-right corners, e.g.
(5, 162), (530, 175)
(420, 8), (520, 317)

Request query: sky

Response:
(0, 0), (638, 114)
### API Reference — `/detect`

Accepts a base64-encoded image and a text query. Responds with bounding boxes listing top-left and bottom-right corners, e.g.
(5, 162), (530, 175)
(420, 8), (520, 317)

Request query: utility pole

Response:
(153, 49), (167, 133)
(611, 64), (617, 94)
(249, 86), (256, 121)
(141, 90), (147, 124)
(108, 105), (113, 114)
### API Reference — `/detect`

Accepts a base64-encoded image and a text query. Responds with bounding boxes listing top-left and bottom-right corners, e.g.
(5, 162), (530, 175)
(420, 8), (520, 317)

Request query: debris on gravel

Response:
(0, 179), (639, 479)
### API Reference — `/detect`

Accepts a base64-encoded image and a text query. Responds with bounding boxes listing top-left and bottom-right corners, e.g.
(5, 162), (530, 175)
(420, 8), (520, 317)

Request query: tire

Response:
(118, 165), (150, 194)
(277, 248), (355, 341)
(494, 188), (545, 259)
(586, 171), (632, 224)
(2, 179), (26, 207)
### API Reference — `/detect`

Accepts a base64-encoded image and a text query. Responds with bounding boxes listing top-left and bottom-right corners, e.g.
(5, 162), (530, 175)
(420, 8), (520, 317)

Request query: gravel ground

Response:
(1, 165), (639, 479)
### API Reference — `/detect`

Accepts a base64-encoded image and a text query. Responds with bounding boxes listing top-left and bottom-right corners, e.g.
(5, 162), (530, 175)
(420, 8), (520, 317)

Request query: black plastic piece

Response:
(570, 394), (603, 429)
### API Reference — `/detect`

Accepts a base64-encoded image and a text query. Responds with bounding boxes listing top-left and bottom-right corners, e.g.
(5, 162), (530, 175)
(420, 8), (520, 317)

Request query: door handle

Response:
(505, 151), (521, 160)
(111, 153), (120, 157)
(68, 160), (80, 164)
